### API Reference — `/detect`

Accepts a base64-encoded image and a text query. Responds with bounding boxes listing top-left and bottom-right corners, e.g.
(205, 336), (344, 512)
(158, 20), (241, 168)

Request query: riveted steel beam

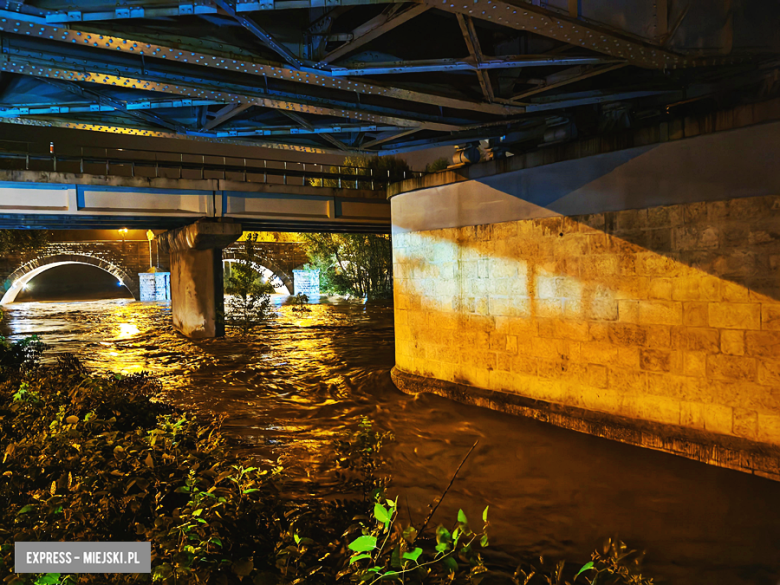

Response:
(0, 98), (228, 117)
(0, 116), (342, 153)
(212, 0), (304, 69)
(328, 54), (618, 75)
(508, 62), (627, 102)
(214, 122), (401, 136)
(317, 3), (430, 65)
(280, 110), (353, 150)
(40, 77), (187, 132)
(201, 103), (253, 130)
(0, 56), (461, 131)
(361, 127), (422, 148)
(41, 0), (409, 23)
(456, 13), (494, 101)
(0, 18), (522, 115)
(425, 0), (696, 69)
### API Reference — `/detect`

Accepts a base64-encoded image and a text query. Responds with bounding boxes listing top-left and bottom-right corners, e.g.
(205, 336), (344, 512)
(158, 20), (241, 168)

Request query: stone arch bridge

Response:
(0, 236), (308, 304)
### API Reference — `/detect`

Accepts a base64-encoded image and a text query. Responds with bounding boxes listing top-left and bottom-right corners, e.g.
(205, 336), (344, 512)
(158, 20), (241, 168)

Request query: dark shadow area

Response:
(14, 264), (134, 302)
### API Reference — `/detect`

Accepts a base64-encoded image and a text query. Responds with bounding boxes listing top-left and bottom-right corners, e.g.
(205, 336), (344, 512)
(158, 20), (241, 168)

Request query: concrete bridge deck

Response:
(0, 169), (390, 232)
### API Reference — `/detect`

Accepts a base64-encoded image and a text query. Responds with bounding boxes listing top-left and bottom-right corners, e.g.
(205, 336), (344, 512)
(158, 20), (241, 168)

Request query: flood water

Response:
(3, 297), (780, 585)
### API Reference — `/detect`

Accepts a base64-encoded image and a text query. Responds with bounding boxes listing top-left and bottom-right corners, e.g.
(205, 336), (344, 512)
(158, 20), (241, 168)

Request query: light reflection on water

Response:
(2, 297), (780, 585)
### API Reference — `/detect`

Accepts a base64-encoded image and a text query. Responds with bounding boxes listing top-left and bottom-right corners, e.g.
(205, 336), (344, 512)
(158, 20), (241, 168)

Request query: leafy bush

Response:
(0, 344), (283, 584)
(225, 233), (274, 335)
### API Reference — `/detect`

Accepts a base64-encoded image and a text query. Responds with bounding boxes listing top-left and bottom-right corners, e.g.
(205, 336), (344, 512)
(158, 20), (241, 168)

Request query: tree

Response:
(0, 230), (49, 255)
(301, 233), (392, 299)
(224, 233), (274, 335)
(424, 157), (450, 173)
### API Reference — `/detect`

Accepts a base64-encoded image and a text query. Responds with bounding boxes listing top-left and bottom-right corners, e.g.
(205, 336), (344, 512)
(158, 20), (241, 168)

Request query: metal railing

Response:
(0, 139), (421, 190)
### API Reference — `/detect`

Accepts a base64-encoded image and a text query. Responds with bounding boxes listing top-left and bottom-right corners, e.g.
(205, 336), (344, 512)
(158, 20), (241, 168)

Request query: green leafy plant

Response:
(342, 498), (491, 584)
(225, 233), (274, 335)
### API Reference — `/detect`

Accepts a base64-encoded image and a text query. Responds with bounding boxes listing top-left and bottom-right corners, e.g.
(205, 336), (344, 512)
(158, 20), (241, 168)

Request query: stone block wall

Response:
(393, 194), (780, 446)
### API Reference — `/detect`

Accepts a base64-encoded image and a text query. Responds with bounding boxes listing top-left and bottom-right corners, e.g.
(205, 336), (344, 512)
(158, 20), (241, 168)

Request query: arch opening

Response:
(222, 259), (291, 296)
(2, 260), (135, 304)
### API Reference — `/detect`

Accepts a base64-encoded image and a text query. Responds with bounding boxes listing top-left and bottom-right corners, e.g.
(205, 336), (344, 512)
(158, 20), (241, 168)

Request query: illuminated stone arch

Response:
(221, 251), (293, 295)
(0, 253), (137, 304)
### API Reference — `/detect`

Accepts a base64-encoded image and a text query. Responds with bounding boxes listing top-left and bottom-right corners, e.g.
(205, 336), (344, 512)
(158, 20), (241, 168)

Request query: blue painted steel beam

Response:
(329, 55), (623, 76)
(0, 18), (523, 116)
(0, 99), (229, 118)
(212, 0), (303, 69)
(40, 0), (404, 23)
(0, 50), (465, 130)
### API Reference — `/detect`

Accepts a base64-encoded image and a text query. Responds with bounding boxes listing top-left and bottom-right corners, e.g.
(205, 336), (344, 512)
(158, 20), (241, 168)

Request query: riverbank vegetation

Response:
(301, 233), (393, 300)
(224, 233), (275, 335)
(1, 337), (654, 585)
(0, 230), (49, 255)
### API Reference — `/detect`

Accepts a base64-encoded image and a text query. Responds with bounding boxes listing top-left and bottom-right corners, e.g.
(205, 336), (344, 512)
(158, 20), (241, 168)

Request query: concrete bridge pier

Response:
(159, 220), (242, 338)
(390, 105), (780, 481)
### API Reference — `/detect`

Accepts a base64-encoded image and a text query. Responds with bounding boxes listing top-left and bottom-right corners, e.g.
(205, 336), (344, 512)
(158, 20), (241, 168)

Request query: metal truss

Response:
(0, 0), (770, 154)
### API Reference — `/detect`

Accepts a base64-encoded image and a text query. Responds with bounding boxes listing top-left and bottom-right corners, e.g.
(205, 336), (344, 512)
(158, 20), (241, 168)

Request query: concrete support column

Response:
(159, 220), (242, 338)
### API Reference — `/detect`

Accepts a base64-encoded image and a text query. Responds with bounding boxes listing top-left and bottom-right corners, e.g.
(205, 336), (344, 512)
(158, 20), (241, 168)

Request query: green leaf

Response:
(575, 561), (594, 579)
(482, 506), (489, 522)
(480, 534), (489, 548)
(18, 505), (35, 515)
(294, 533), (301, 545)
(443, 557), (458, 573)
(402, 548), (422, 563)
(374, 503), (391, 524)
(348, 535), (377, 553)
(457, 509), (469, 525)
(34, 574), (61, 585)
(211, 538), (222, 548)
(436, 526), (451, 543)
(350, 553), (372, 565)
(192, 509), (202, 517)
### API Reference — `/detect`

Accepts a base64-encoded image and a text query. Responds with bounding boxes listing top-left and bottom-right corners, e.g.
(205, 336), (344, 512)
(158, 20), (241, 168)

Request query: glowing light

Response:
(117, 280), (124, 286)
(116, 322), (139, 338)
(118, 227), (129, 236)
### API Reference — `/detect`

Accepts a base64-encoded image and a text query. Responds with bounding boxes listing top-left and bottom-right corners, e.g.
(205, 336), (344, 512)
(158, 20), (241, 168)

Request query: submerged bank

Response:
(2, 298), (780, 584)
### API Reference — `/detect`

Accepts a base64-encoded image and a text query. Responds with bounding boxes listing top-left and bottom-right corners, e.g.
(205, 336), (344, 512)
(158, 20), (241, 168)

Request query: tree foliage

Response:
(424, 157), (450, 173)
(224, 233), (274, 335)
(0, 230), (49, 255)
(301, 233), (392, 299)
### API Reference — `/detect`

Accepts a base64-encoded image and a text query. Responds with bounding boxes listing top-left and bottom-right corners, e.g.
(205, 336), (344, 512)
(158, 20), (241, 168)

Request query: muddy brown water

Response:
(2, 297), (780, 585)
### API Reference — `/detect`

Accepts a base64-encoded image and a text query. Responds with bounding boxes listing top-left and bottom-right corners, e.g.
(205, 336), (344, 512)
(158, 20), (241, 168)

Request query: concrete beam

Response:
(159, 220), (242, 338)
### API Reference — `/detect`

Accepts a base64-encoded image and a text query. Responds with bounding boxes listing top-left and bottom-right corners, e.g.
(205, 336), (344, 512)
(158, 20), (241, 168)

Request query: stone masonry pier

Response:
(390, 100), (780, 480)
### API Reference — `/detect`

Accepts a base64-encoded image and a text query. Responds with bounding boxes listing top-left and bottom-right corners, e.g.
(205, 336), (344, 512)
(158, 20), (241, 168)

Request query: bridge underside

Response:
(0, 0), (775, 156)
(0, 171), (390, 232)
